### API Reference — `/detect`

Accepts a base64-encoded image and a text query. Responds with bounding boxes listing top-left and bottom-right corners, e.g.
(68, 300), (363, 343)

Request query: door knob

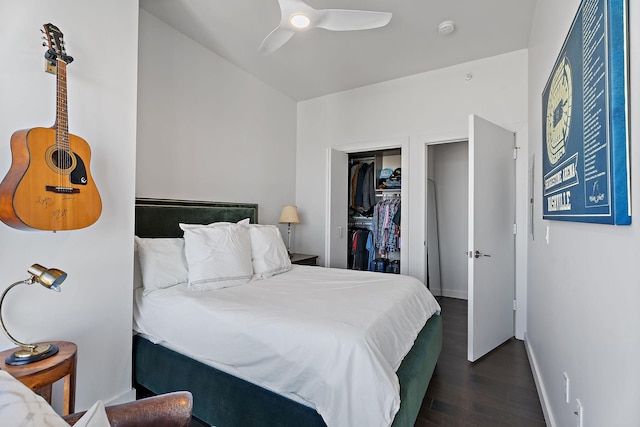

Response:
(466, 250), (491, 258)
(474, 250), (491, 258)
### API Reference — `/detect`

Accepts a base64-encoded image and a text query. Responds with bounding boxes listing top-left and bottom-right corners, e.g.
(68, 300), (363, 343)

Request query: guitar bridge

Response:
(46, 186), (80, 194)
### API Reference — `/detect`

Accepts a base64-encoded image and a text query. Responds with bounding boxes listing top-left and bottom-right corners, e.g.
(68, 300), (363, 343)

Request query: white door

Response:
(327, 149), (348, 268)
(467, 114), (516, 362)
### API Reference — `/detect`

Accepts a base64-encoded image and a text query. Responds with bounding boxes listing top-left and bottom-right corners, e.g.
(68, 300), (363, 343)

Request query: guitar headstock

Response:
(43, 23), (74, 65)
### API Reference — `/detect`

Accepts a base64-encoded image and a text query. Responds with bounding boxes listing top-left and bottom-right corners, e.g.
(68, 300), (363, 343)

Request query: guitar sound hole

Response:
(52, 150), (73, 170)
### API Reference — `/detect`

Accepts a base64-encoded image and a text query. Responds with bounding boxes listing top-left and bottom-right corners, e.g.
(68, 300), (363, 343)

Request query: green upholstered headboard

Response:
(134, 198), (258, 238)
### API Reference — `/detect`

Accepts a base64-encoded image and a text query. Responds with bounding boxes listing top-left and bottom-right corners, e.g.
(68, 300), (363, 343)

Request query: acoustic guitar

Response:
(0, 23), (101, 231)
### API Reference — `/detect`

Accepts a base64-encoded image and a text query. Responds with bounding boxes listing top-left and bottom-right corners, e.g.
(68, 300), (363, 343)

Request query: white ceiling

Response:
(140, 0), (538, 101)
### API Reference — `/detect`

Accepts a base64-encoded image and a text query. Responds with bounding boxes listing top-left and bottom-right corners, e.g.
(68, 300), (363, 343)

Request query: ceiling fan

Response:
(259, 0), (392, 55)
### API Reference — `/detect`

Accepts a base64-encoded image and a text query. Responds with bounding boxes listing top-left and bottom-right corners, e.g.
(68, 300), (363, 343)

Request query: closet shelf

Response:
(349, 217), (373, 229)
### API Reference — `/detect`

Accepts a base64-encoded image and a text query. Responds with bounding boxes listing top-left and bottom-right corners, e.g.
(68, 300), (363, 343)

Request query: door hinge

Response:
(513, 299), (517, 311)
(513, 223), (517, 235)
(513, 147), (519, 160)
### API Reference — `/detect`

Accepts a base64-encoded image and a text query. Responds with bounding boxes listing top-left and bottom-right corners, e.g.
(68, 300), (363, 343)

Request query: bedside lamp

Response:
(278, 205), (300, 254)
(0, 264), (67, 365)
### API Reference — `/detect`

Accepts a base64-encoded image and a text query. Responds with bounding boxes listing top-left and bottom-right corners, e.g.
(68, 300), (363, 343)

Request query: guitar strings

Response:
(57, 57), (67, 190)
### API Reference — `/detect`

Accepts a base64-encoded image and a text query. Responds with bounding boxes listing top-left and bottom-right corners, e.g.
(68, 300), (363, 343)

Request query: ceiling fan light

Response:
(290, 13), (311, 29)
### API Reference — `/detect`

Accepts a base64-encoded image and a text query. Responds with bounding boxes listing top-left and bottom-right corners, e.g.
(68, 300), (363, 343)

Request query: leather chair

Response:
(62, 391), (193, 427)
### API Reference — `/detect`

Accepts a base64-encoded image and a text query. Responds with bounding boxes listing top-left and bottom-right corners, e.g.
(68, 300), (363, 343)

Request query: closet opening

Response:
(348, 149), (402, 273)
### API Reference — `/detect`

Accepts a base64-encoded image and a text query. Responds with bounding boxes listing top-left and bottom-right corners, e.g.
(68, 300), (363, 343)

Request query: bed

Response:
(132, 197), (442, 427)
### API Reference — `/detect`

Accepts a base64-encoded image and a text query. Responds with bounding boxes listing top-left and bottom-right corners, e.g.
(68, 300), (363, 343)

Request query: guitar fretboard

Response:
(56, 58), (69, 152)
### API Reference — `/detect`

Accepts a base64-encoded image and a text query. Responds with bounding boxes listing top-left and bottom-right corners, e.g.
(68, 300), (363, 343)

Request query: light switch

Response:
(545, 225), (550, 244)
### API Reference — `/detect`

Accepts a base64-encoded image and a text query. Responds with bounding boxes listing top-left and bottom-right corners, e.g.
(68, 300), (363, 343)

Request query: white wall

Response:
(136, 10), (298, 226)
(0, 0), (138, 411)
(527, 1), (640, 426)
(297, 49), (529, 336)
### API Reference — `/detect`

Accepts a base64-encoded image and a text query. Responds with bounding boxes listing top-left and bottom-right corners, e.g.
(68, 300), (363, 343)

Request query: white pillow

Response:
(180, 223), (253, 290)
(249, 224), (292, 279)
(134, 237), (189, 295)
(178, 221), (233, 230)
(73, 400), (111, 427)
(0, 370), (69, 427)
(179, 219), (250, 229)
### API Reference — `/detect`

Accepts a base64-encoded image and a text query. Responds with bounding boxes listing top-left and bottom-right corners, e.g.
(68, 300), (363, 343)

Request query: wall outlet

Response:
(563, 372), (570, 403)
(575, 399), (584, 427)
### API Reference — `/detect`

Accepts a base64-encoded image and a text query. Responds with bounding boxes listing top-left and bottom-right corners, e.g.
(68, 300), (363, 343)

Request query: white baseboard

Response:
(432, 288), (467, 299)
(524, 332), (556, 427)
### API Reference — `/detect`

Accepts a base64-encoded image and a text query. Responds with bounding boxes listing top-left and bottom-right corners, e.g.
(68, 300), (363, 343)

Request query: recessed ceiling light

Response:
(438, 20), (455, 35)
(290, 13), (311, 29)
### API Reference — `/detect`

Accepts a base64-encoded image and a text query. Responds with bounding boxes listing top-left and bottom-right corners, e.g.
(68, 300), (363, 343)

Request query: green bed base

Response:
(392, 313), (442, 427)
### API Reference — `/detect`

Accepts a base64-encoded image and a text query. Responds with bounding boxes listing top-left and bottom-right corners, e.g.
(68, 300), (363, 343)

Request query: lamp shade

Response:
(27, 264), (66, 291)
(278, 205), (300, 224)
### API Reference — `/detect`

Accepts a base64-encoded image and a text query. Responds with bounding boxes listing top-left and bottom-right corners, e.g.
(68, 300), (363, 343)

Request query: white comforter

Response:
(133, 265), (440, 427)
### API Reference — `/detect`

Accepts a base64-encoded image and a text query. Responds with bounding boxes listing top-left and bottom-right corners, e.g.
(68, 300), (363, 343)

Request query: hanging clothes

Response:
(350, 229), (373, 270)
(372, 199), (401, 255)
(349, 161), (375, 214)
(349, 162), (363, 209)
(365, 231), (376, 271)
(361, 164), (376, 213)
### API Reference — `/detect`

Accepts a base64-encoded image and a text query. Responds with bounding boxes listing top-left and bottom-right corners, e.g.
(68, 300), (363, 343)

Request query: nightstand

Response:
(290, 253), (319, 266)
(0, 341), (77, 415)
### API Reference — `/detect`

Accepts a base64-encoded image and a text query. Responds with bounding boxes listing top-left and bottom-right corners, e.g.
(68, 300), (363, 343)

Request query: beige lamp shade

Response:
(279, 205), (300, 224)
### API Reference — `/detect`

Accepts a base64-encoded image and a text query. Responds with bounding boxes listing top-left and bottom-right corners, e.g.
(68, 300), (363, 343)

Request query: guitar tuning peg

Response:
(42, 42), (47, 47)
(40, 29), (45, 33)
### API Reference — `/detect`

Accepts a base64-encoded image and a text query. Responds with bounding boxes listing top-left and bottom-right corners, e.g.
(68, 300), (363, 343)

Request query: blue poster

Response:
(542, 0), (630, 224)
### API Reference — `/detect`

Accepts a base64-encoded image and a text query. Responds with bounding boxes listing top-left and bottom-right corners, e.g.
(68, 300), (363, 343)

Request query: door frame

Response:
(426, 139), (469, 299)
(325, 137), (409, 271)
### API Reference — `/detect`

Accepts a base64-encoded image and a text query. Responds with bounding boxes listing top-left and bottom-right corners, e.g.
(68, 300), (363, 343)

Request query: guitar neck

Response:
(56, 58), (69, 152)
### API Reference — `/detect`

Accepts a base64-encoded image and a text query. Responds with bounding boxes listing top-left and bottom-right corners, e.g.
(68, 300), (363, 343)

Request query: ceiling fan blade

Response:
(316, 9), (392, 31)
(259, 26), (295, 55)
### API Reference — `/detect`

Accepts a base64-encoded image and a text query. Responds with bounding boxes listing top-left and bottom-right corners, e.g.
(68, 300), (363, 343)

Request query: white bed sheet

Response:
(133, 265), (440, 427)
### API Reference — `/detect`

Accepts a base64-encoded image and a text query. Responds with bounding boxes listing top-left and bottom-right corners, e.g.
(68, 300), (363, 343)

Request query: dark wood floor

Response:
(192, 297), (545, 426)
(415, 297), (546, 427)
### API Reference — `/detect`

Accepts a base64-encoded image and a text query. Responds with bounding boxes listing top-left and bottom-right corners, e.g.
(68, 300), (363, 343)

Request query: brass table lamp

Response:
(0, 264), (67, 365)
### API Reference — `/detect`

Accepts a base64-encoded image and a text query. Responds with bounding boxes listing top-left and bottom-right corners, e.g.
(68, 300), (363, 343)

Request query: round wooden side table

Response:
(0, 340), (77, 415)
